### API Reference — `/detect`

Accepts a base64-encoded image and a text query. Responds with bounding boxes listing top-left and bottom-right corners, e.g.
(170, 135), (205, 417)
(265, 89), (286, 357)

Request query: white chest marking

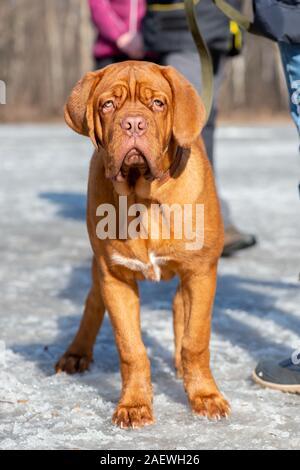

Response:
(110, 251), (170, 282)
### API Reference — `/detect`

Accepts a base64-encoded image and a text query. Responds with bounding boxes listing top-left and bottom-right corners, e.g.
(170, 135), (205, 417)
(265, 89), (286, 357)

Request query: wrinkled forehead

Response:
(96, 63), (172, 98)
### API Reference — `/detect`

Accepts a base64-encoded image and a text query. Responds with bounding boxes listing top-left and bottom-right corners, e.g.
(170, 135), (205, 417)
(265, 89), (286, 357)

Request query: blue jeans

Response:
(279, 43), (300, 137)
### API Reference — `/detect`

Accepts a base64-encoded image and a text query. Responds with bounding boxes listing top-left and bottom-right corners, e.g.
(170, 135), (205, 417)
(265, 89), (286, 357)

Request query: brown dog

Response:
(56, 61), (230, 428)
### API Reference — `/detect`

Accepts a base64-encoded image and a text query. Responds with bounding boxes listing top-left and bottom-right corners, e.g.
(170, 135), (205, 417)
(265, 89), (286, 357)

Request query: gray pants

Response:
(159, 50), (232, 227)
(159, 50), (223, 166)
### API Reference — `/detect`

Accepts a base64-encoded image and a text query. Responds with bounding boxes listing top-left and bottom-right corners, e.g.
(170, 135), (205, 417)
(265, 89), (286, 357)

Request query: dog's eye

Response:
(153, 99), (164, 109)
(102, 100), (115, 111)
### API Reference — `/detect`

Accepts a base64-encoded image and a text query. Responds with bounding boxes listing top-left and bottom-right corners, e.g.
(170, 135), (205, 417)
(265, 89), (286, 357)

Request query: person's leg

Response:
(202, 52), (224, 168)
(253, 43), (300, 393)
(160, 50), (256, 254)
(279, 43), (300, 137)
(159, 50), (218, 167)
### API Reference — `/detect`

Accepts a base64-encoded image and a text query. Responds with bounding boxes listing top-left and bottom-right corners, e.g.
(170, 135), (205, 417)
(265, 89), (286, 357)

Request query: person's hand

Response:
(116, 32), (144, 59)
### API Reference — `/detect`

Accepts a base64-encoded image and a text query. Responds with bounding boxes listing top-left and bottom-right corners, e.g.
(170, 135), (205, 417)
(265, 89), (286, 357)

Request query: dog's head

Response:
(65, 61), (205, 184)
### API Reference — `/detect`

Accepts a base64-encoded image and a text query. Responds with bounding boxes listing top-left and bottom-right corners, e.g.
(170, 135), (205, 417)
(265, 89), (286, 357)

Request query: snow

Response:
(0, 123), (300, 450)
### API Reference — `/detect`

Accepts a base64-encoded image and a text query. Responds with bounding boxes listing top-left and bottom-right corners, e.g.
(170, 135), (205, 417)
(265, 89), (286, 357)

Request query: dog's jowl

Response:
(56, 61), (230, 429)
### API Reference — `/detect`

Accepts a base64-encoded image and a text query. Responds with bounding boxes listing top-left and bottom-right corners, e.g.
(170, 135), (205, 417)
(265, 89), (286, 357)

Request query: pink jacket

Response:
(88, 0), (146, 58)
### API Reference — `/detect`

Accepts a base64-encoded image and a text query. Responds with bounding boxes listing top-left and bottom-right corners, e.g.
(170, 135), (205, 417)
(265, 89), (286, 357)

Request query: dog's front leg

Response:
(100, 272), (154, 429)
(180, 265), (231, 420)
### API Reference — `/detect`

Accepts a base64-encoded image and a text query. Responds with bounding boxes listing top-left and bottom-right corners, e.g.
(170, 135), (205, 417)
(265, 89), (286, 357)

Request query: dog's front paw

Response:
(190, 393), (231, 421)
(55, 352), (92, 374)
(112, 404), (155, 429)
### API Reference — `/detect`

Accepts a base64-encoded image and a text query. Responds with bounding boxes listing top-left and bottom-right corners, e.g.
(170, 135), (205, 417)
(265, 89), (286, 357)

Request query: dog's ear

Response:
(162, 66), (206, 147)
(64, 70), (104, 148)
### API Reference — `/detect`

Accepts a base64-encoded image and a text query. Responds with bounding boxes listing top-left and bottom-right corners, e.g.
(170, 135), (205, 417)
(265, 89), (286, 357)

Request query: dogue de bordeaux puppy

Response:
(56, 61), (230, 428)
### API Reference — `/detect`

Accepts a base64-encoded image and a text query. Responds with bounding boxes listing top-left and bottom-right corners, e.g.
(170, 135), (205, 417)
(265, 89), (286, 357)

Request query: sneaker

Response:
(253, 355), (300, 394)
(222, 225), (257, 257)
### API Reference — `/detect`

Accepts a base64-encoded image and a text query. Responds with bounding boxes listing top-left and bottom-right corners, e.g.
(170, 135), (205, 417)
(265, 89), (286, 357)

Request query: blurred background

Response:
(0, 0), (289, 122)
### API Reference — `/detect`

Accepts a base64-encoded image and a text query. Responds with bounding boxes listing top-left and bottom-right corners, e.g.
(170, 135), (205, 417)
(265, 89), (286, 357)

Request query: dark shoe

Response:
(253, 355), (300, 394)
(222, 225), (257, 257)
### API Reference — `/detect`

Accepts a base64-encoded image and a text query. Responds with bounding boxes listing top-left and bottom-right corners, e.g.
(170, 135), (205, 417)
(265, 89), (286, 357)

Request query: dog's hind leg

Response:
(173, 284), (185, 379)
(55, 256), (105, 374)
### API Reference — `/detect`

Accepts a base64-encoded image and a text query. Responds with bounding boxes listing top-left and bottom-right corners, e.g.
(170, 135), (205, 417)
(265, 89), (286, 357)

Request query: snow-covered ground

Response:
(0, 124), (300, 450)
